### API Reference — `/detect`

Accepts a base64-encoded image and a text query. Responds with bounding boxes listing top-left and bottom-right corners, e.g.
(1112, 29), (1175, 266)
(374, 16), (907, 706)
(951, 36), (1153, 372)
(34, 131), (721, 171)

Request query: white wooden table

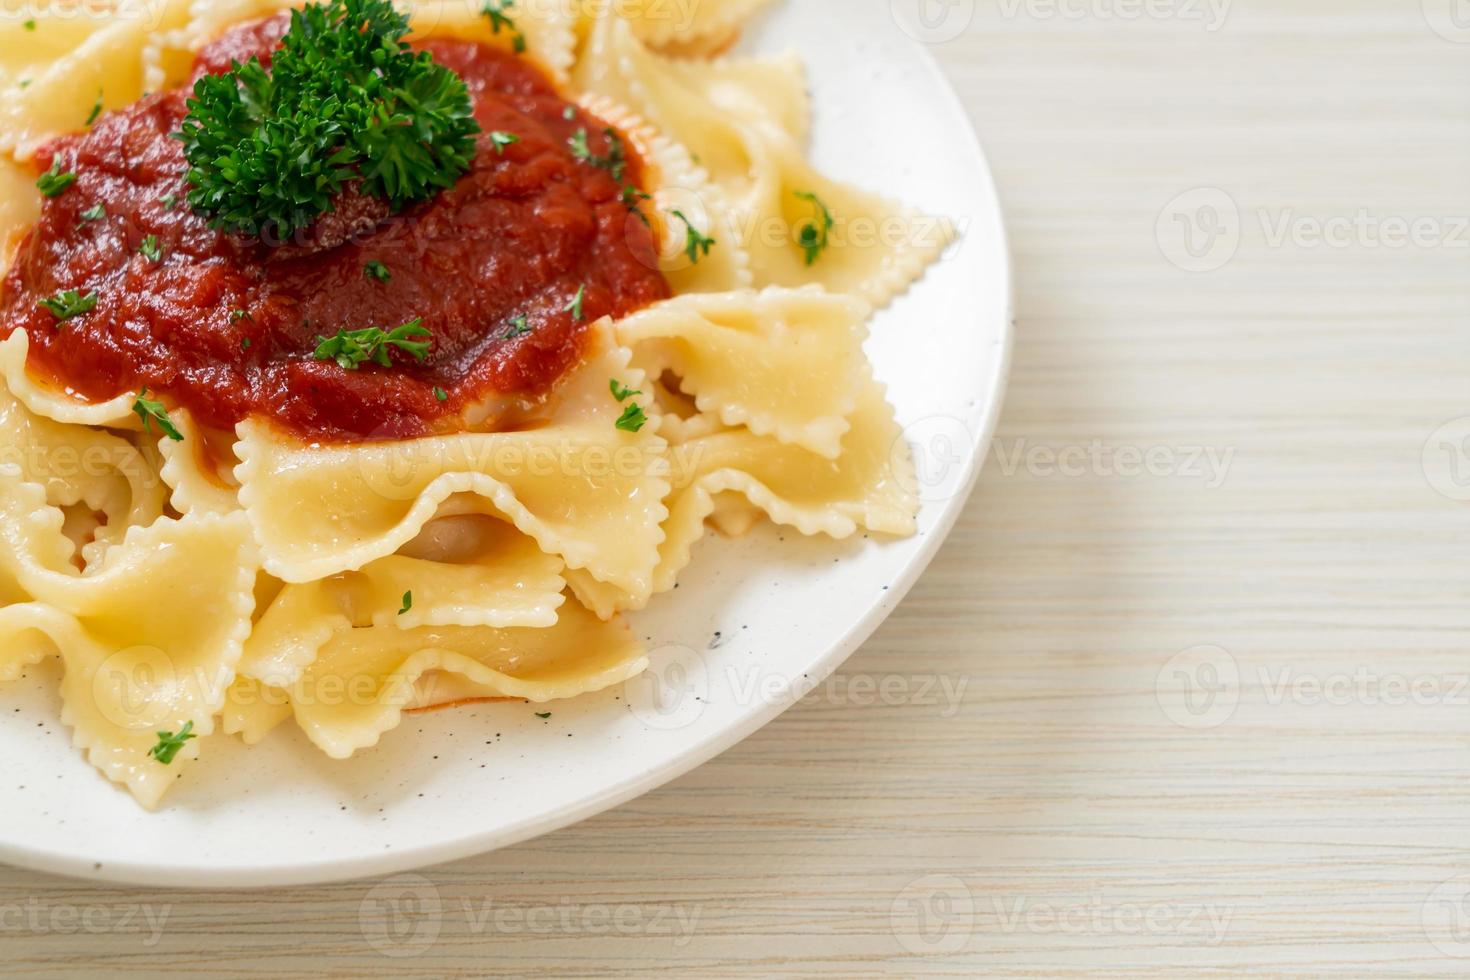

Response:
(6, 1), (1470, 974)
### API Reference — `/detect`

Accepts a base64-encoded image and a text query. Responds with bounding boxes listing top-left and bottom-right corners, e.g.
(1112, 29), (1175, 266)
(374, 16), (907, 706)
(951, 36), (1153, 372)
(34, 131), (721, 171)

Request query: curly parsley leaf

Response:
(615, 402), (648, 433)
(568, 126), (627, 182)
(481, 0), (527, 53)
(794, 190), (834, 266)
(564, 284), (586, 322)
(609, 379), (640, 402)
(313, 318), (433, 370)
(621, 185), (651, 227)
(671, 210), (715, 265)
(148, 720), (196, 764)
(133, 388), (184, 441)
(176, 0), (480, 238)
(36, 160), (76, 198)
(38, 289), (96, 323)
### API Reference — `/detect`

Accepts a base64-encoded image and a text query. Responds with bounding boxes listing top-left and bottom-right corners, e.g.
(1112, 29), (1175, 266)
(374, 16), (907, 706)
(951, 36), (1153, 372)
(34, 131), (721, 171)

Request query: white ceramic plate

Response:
(0, 0), (1011, 887)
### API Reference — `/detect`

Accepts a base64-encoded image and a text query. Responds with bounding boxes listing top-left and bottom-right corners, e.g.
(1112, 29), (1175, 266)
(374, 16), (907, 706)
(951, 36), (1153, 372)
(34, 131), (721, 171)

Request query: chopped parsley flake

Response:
(481, 0), (527, 53)
(86, 91), (103, 126)
(489, 130), (520, 154)
(620, 185), (651, 226)
(794, 190), (834, 266)
(138, 234), (162, 262)
(433, 386), (448, 401)
(504, 315), (531, 338)
(563, 106), (576, 121)
(133, 387), (184, 441)
(231, 308), (248, 322)
(23, 19), (35, 30)
(364, 260), (391, 282)
(568, 127), (626, 182)
(565, 285), (586, 322)
(241, 337), (252, 350)
(615, 403), (648, 433)
(36, 160), (75, 198)
(176, 0), (480, 237)
(313, 319), (433, 370)
(671, 210), (715, 265)
(160, 193), (178, 209)
(535, 711), (551, 719)
(399, 590), (412, 615)
(609, 379), (640, 402)
(18, 79), (30, 89)
(148, 720), (195, 764)
(78, 204), (106, 224)
(38, 289), (96, 322)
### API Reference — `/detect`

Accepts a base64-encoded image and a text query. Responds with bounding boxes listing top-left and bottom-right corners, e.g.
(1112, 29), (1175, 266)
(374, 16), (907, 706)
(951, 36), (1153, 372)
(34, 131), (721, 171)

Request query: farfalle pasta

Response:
(0, 0), (945, 807)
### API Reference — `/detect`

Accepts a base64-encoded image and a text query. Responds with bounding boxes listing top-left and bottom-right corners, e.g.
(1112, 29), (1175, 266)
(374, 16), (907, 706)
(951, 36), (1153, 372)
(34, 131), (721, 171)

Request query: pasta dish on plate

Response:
(0, 0), (952, 807)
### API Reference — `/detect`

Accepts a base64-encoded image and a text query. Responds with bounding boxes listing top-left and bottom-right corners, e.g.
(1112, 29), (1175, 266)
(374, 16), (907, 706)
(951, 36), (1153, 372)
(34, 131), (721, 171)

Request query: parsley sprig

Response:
(313, 319), (433, 369)
(38, 289), (96, 323)
(133, 388), (184, 441)
(564, 285), (586, 322)
(621, 185), (651, 227)
(794, 190), (834, 266)
(176, 0), (480, 237)
(36, 160), (75, 198)
(148, 720), (196, 765)
(615, 403), (648, 433)
(481, 0), (527, 53)
(672, 210), (715, 265)
(569, 127), (627, 182)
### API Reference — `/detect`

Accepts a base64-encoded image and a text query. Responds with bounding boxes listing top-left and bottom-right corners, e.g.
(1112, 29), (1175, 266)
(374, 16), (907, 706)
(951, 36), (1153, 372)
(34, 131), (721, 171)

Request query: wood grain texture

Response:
(5, 0), (1470, 975)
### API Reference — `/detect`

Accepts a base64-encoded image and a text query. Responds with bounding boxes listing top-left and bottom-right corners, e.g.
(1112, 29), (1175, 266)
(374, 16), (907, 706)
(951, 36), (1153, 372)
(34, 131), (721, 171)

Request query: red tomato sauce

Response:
(0, 15), (668, 441)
